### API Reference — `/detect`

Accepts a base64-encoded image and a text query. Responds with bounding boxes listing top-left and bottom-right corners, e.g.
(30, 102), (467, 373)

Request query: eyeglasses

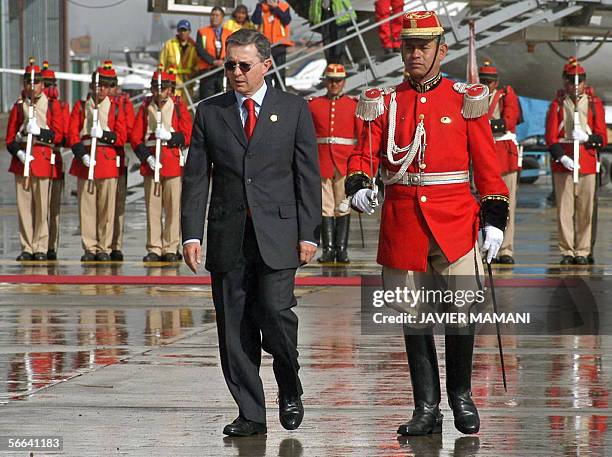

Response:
(224, 60), (258, 73)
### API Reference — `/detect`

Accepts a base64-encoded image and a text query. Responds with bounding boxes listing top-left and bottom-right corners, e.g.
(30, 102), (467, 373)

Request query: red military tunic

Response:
(68, 96), (127, 180)
(309, 94), (362, 178)
(130, 96), (192, 178)
(44, 85), (70, 179)
(5, 93), (64, 178)
(347, 77), (508, 272)
(115, 93), (135, 175)
(545, 88), (607, 175)
(488, 85), (521, 174)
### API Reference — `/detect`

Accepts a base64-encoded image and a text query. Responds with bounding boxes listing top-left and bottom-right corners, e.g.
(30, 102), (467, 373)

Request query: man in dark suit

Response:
(181, 29), (321, 437)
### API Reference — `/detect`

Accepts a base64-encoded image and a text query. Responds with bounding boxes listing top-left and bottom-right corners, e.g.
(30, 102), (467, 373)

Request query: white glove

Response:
(559, 155), (575, 171)
(82, 154), (95, 168)
(90, 122), (103, 139)
(16, 150), (27, 164)
(352, 188), (375, 215)
(570, 129), (589, 143)
(146, 155), (161, 171)
(155, 126), (172, 141)
(26, 118), (41, 136)
(482, 224), (504, 264)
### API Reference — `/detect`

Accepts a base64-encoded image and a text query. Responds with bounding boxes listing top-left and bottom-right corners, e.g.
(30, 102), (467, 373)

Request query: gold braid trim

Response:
(481, 194), (509, 203)
(347, 170), (371, 180)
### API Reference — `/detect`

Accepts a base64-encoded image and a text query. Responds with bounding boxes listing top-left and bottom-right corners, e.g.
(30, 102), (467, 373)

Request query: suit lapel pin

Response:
(270, 114), (278, 122)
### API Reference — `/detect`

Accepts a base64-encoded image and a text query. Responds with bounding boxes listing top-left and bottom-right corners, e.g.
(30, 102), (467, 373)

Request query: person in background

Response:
(159, 19), (199, 100)
(252, 0), (293, 88)
(196, 6), (231, 100)
(131, 66), (192, 263)
(375, 0), (403, 54)
(309, 0), (355, 64)
(6, 59), (64, 261)
(224, 4), (256, 32)
(41, 60), (68, 261)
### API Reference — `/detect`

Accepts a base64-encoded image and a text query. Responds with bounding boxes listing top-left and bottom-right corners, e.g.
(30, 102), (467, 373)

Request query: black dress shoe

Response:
(279, 395), (304, 430)
(222, 417), (267, 437)
(81, 252), (96, 262)
(560, 255), (575, 265)
(497, 255), (515, 264)
(46, 250), (57, 261)
(143, 252), (161, 262)
(162, 253), (179, 262)
(176, 251), (183, 261)
(95, 252), (111, 261)
(397, 404), (443, 436)
(449, 392), (480, 434)
(574, 256), (588, 265)
(110, 250), (124, 261)
(16, 252), (33, 261)
(587, 254), (595, 265)
(33, 252), (47, 261)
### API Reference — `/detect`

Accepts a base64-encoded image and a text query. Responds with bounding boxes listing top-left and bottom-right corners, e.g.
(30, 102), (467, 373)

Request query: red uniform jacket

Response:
(68, 96), (127, 180)
(489, 85), (521, 174)
(309, 94), (362, 179)
(114, 94), (135, 175)
(545, 89), (607, 175)
(5, 95), (64, 178)
(347, 78), (508, 271)
(130, 96), (192, 178)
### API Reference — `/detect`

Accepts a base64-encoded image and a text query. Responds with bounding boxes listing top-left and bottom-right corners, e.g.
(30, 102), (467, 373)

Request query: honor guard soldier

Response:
(68, 62), (127, 262)
(345, 11), (509, 436)
(41, 60), (68, 261)
(6, 59), (64, 261)
(131, 66), (192, 262)
(479, 60), (522, 264)
(308, 63), (361, 263)
(545, 57), (606, 265)
(109, 63), (136, 261)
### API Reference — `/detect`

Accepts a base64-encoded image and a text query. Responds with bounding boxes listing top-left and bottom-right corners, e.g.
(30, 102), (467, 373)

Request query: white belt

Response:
(494, 131), (517, 143)
(145, 140), (168, 147)
(382, 169), (470, 186)
(317, 137), (357, 146)
(82, 138), (114, 147)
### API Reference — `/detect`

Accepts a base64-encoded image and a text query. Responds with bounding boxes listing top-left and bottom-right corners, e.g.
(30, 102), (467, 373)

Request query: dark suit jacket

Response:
(181, 86), (322, 272)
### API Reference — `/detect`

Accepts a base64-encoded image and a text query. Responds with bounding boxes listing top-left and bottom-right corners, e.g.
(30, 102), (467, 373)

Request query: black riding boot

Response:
(334, 214), (350, 264)
(397, 333), (443, 436)
(317, 217), (335, 263)
(445, 332), (480, 434)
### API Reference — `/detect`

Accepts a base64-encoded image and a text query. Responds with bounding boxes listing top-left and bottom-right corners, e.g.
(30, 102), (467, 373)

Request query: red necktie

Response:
(243, 98), (257, 141)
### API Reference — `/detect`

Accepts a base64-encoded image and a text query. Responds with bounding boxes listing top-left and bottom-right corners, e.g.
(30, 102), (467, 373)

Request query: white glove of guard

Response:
(482, 224), (504, 264)
(26, 118), (41, 136)
(352, 188), (375, 215)
(559, 155), (575, 172)
(82, 154), (95, 168)
(16, 150), (27, 164)
(90, 122), (103, 139)
(155, 126), (172, 141)
(146, 155), (162, 171)
(570, 129), (589, 143)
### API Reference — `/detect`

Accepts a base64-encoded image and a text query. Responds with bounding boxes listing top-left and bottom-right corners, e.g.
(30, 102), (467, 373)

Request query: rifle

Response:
(572, 48), (580, 193)
(23, 57), (36, 191)
(87, 71), (100, 194)
(154, 70), (162, 197)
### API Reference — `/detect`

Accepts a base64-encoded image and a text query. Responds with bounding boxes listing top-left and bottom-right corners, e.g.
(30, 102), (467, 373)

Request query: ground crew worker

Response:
(196, 7), (231, 100)
(159, 19), (199, 99)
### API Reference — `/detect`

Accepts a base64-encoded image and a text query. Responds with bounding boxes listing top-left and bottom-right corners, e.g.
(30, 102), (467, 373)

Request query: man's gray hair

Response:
(226, 29), (271, 61)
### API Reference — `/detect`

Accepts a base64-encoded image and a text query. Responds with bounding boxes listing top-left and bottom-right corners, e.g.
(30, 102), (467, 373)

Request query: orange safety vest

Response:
(197, 26), (232, 71)
(259, 2), (294, 47)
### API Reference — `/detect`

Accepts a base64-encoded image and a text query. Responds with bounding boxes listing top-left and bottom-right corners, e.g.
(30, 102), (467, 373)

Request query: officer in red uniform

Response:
(345, 11), (509, 436)
(68, 61), (127, 262)
(6, 59), (64, 261)
(308, 63), (361, 263)
(109, 64), (136, 262)
(545, 57), (606, 265)
(479, 60), (522, 264)
(131, 67), (192, 262)
(41, 60), (68, 261)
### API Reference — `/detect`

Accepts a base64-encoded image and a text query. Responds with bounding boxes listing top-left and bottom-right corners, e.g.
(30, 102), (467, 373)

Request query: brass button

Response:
(419, 163), (426, 170)
(420, 96), (427, 103)
(420, 195), (427, 203)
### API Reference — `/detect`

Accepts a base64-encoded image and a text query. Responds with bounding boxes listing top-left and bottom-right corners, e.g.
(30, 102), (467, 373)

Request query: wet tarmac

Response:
(0, 154), (612, 455)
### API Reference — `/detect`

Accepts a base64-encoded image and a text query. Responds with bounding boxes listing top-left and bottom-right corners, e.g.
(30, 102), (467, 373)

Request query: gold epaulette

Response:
(481, 194), (509, 204)
(453, 82), (489, 119)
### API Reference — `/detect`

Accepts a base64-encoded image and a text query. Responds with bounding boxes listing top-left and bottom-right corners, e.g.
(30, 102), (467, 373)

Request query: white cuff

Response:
(182, 239), (201, 246)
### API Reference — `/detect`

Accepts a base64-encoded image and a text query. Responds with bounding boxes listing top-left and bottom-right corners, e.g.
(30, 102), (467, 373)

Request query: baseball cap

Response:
(177, 19), (191, 31)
